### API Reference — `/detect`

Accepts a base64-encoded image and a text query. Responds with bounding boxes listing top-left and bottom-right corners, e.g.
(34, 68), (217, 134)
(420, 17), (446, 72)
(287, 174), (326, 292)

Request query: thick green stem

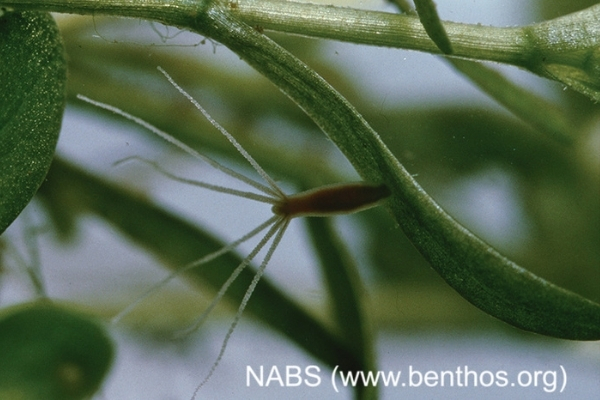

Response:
(231, 0), (526, 64)
(0, 0), (201, 26)
(0, 0), (528, 65)
(5, 0), (600, 101)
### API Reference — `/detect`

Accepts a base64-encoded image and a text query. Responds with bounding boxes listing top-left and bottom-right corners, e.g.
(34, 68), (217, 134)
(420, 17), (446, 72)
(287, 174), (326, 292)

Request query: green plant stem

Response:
(5, 0), (600, 100)
(227, 0), (525, 64)
(306, 217), (377, 399)
(0, 0), (550, 66)
(5, 0), (600, 92)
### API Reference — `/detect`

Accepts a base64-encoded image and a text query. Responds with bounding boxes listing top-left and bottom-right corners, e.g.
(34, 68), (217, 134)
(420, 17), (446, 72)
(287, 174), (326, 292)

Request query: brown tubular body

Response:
(273, 183), (390, 218)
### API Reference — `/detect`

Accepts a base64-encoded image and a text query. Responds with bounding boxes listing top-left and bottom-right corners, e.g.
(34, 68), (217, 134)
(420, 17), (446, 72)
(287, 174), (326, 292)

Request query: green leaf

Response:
(0, 11), (67, 234)
(413, 0), (453, 54)
(194, 9), (600, 340)
(0, 301), (114, 400)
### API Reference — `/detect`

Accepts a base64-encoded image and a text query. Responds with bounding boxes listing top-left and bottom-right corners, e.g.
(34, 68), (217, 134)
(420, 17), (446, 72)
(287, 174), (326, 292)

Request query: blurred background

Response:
(1, 0), (599, 398)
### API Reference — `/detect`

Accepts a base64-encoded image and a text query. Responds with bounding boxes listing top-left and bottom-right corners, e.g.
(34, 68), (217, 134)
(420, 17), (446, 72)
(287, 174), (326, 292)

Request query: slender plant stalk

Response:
(0, 0), (591, 66)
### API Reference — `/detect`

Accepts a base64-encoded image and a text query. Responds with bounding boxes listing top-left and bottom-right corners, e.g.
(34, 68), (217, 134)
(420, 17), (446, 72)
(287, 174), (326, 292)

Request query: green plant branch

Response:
(4, 0), (600, 103)
(1, 0), (195, 22)
(2, 0), (600, 74)
(233, 0), (600, 102)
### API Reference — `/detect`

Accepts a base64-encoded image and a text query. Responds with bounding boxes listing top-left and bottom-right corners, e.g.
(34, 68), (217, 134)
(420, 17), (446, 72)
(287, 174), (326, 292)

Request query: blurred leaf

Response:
(389, 1), (576, 144)
(0, 301), (113, 400)
(61, 20), (348, 187)
(0, 12), (66, 234)
(38, 158), (366, 376)
(448, 59), (575, 144)
(305, 217), (376, 398)
(536, 0), (600, 21)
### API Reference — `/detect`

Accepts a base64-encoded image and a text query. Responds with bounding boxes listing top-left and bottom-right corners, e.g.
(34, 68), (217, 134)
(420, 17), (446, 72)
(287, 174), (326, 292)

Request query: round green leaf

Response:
(0, 11), (67, 233)
(0, 301), (114, 400)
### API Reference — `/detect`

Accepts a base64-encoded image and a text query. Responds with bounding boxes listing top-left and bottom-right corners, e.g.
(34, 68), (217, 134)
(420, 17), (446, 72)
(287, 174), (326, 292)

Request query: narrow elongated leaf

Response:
(193, 11), (600, 340)
(0, 11), (66, 233)
(0, 301), (113, 400)
(413, 0), (453, 54)
(306, 217), (377, 399)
